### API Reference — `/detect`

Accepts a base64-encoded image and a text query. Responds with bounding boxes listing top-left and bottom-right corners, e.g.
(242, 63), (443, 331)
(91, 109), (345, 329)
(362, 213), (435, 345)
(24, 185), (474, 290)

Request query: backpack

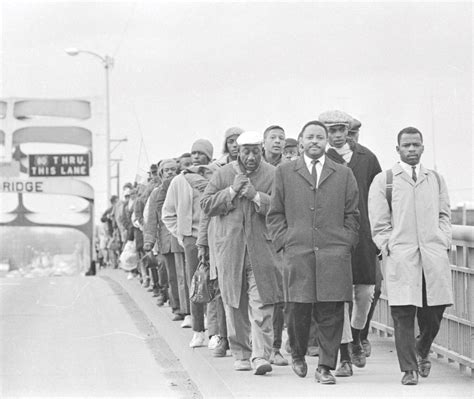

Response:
(385, 168), (441, 212)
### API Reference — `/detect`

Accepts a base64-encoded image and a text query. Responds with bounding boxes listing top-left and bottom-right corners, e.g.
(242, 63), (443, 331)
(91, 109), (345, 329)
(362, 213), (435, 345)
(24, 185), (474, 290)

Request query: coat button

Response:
(310, 207), (315, 211)
(314, 247), (319, 251)
(313, 227), (317, 231)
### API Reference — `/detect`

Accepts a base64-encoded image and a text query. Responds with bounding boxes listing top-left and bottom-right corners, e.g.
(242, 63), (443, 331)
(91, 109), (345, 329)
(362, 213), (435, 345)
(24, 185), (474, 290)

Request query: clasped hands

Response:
(231, 173), (257, 200)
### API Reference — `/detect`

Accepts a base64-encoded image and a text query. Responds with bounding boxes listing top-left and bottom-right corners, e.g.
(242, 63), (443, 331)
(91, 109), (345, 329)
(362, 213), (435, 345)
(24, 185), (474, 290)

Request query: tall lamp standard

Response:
(65, 47), (114, 202)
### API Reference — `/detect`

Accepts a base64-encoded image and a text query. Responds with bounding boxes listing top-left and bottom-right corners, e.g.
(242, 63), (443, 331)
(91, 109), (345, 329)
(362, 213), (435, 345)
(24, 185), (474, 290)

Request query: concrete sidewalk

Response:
(102, 268), (472, 399)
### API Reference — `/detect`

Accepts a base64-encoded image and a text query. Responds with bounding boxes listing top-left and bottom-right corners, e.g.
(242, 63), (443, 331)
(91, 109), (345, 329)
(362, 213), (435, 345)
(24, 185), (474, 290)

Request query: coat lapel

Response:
(393, 163), (414, 186)
(318, 158), (336, 187)
(294, 156), (315, 186)
(416, 165), (430, 187)
(348, 143), (364, 169)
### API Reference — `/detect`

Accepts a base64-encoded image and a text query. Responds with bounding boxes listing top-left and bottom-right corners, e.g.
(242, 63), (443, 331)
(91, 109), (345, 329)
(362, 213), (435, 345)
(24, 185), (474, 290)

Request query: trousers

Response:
(341, 284), (375, 343)
(183, 236), (205, 332)
(225, 251), (274, 361)
(390, 274), (446, 371)
(287, 301), (344, 370)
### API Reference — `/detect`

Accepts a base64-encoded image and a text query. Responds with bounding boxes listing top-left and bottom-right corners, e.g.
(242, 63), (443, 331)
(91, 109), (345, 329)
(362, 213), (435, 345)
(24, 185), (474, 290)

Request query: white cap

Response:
(236, 131), (262, 146)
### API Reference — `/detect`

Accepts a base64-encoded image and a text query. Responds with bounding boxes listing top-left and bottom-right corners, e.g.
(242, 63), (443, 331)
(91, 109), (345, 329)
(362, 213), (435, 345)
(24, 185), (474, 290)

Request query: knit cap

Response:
(191, 139), (214, 161)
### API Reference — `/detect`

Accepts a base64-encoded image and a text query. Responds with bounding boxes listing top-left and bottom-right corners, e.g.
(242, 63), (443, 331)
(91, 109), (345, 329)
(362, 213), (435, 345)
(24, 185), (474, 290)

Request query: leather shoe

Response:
(401, 370), (418, 385)
(417, 356), (431, 378)
(335, 360), (353, 377)
(171, 313), (184, 321)
(361, 339), (371, 358)
(291, 359), (308, 378)
(315, 367), (336, 384)
(351, 344), (367, 368)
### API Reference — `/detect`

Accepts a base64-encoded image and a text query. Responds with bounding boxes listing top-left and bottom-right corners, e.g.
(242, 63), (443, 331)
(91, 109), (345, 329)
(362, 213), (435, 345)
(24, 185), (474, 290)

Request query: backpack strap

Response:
(385, 169), (393, 212)
(385, 168), (440, 213)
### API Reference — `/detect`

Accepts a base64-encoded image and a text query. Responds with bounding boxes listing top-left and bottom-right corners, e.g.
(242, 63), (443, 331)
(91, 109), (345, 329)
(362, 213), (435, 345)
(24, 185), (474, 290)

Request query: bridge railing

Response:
(371, 224), (474, 376)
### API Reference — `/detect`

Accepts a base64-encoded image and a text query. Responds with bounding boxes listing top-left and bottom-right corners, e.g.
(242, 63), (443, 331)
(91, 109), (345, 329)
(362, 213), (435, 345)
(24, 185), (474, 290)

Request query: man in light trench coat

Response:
(368, 126), (453, 386)
(201, 131), (283, 376)
(267, 120), (360, 385)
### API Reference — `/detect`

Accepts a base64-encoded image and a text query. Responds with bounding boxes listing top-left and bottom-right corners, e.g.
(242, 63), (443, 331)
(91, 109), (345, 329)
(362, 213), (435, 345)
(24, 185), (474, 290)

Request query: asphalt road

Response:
(0, 276), (199, 398)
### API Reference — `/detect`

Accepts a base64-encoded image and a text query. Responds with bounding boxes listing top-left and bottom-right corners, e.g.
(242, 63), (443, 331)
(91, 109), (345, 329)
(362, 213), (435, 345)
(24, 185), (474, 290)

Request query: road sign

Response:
(28, 154), (90, 177)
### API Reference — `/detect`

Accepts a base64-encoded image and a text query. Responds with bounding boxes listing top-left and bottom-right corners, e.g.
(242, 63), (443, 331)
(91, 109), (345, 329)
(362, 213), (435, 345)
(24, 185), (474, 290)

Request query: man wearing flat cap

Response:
(201, 131), (283, 375)
(347, 118), (361, 148)
(283, 138), (300, 161)
(319, 110), (381, 378)
(163, 139), (214, 348)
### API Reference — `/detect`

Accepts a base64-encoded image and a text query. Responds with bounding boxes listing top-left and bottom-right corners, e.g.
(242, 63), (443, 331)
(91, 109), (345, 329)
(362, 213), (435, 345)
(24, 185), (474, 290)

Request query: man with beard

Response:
(267, 120), (359, 384)
(201, 131), (283, 375)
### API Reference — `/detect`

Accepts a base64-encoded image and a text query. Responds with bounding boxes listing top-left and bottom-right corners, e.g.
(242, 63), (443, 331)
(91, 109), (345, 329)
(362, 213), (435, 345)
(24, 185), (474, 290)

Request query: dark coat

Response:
(201, 160), (283, 308)
(267, 156), (360, 303)
(326, 143), (381, 284)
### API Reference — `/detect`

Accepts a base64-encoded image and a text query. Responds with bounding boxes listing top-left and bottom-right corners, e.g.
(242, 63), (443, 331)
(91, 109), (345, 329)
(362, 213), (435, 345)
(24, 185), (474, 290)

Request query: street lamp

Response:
(65, 47), (114, 202)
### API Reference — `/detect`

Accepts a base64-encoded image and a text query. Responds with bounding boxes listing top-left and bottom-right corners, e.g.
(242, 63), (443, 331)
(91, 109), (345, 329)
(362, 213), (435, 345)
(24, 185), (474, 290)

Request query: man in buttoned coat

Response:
(201, 131), (283, 375)
(267, 120), (359, 384)
(368, 127), (453, 385)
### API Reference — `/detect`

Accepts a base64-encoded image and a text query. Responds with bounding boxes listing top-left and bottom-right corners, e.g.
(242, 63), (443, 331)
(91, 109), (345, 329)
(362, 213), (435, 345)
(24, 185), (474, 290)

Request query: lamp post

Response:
(65, 47), (114, 202)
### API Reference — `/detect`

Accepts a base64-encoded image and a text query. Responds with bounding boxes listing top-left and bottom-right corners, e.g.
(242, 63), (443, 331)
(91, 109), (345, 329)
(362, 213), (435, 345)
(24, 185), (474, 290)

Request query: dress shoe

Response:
(270, 349), (289, 366)
(361, 339), (371, 358)
(306, 346), (319, 357)
(291, 359), (308, 378)
(213, 337), (229, 357)
(315, 367), (336, 384)
(253, 358), (272, 375)
(171, 313), (185, 321)
(335, 360), (353, 377)
(156, 294), (165, 306)
(234, 359), (252, 371)
(401, 370), (418, 385)
(351, 344), (367, 368)
(417, 356), (431, 378)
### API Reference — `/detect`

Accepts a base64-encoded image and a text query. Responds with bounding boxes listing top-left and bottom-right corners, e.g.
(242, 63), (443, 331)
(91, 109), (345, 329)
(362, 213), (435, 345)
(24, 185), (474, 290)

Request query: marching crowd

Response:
(97, 110), (453, 386)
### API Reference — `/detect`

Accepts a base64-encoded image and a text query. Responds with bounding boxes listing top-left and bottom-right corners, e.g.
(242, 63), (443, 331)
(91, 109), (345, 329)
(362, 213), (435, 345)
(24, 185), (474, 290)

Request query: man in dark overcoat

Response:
(267, 120), (359, 384)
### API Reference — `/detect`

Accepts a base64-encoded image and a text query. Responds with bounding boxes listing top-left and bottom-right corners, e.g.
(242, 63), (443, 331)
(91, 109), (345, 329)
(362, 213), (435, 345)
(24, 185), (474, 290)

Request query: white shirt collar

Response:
(399, 160), (421, 177)
(304, 153), (325, 170)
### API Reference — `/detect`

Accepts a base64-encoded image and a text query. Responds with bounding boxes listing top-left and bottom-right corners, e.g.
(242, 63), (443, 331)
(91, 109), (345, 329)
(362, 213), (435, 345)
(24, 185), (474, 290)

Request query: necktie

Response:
(311, 160), (318, 187)
(412, 166), (417, 182)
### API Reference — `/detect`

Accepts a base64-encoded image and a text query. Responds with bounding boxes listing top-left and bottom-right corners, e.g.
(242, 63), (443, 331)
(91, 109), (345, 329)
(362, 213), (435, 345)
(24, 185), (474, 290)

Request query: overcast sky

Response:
(1, 0), (472, 208)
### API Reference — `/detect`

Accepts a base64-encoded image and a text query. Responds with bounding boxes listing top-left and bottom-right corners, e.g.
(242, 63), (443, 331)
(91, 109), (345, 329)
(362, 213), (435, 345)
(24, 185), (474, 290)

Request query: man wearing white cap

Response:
(201, 131), (283, 375)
